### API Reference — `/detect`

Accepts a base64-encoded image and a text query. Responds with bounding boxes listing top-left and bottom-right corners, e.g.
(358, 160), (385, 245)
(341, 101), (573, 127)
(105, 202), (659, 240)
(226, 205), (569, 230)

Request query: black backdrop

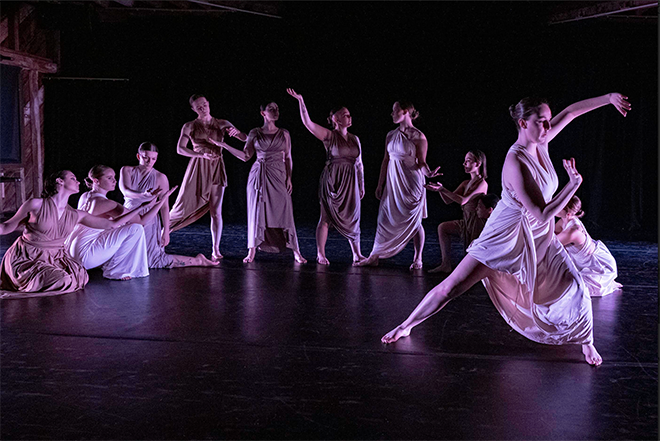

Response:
(41, 2), (657, 241)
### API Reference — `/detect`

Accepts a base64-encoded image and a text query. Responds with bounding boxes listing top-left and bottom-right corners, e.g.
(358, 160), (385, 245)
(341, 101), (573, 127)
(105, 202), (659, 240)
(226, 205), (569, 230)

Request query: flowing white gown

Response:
(66, 192), (149, 280)
(369, 129), (427, 258)
(123, 167), (174, 269)
(561, 217), (622, 297)
(467, 143), (594, 345)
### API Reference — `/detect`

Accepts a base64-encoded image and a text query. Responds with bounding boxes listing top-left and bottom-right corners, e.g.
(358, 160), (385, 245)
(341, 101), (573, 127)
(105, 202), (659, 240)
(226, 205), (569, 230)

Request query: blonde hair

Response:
(564, 195), (585, 218)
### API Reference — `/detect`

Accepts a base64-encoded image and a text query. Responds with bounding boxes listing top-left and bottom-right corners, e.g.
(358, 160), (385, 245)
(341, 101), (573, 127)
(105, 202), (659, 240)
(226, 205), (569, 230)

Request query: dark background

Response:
(39, 1), (657, 241)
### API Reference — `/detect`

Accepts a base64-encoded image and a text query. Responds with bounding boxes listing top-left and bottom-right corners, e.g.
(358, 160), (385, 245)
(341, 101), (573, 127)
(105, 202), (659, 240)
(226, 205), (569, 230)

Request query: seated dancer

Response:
(556, 195), (622, 297)
(425, 150), (488, 273)
(1, 170), (156, 298)
(222, 101), (307, 264)
(120, 142), (218, 268)
(356, 101), (441, 270)
(287, 88), (366, 265)
(66, 165), (178, 280)
(382, 92), (631, 366)
(169, 94), (248, 262)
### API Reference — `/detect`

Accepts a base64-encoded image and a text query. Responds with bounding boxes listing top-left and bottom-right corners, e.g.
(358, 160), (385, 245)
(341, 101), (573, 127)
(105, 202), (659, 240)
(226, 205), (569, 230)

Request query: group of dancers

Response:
(0, 90), (630, 365)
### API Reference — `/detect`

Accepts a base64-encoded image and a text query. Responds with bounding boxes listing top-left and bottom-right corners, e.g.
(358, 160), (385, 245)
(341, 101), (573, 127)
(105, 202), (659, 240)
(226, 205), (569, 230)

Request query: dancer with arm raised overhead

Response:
(382, 92), (631, 366)
(287, 88), (365, 265)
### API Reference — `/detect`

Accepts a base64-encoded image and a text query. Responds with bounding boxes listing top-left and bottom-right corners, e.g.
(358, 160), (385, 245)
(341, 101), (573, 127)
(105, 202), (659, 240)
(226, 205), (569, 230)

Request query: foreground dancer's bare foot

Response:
(294, 251), (307, 264)
(243, 248), (256, 263)
(354, 255), (378, 267)
(316, 255), (330, 265)
(120, 276), (132, 281)
(582, 344), (603, 366)
(211, 252), (223, 262)
(198, 254), (220, 266)
(428, 263), (452, 273)
(409, 260), (423, 270)
(381, 325), (412, 344)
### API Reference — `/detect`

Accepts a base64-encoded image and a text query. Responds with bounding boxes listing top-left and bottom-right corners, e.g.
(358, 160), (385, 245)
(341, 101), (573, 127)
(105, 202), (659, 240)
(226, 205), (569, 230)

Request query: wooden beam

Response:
(0, 47), (57, 73)
(28, 70), (44, 198)
(549, 1), (658, 25)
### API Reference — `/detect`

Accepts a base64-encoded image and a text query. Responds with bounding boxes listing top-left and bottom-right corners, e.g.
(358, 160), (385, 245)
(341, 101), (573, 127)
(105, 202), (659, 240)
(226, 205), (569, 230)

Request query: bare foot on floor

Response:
(211, 252), (223, 262)
(409, 260), (423, 270)
(120, 276), (132, 281)
(428, 263), (451, 273)
(294, 252), (307, 264)
(381, 326), (411, 344)
(199, 254), (220, 266)
(582, 344), (603, 366)
(316, 256), (330, 265)
(354, 255), (378, 267)
(243, 249), (256, 263)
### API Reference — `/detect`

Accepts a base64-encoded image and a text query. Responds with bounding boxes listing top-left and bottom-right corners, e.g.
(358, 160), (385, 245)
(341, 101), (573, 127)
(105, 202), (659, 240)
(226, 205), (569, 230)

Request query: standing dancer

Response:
(1, 170), (154, 298)
(169, 94), (247, 261)
(556, 196), (622, 297)
(120, 142), (217, 268)
(287, 88), (366, 265)
(426, 150), (488, 273)
(66, 165), (177, 280)
(382, 93), (631, 366)
(356, 101), (441, 270)
(222, 101), (307, 264)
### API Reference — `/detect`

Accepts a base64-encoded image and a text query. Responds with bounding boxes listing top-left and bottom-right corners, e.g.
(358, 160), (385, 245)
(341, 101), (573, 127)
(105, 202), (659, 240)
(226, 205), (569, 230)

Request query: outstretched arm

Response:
(504, 153), (582, 223)
(222, 130), (255, 162)
(0, 198), (41, 235)
(547, 93), (631, 143)
(286, 88), (332, 142)
(434, 179), (488, 206)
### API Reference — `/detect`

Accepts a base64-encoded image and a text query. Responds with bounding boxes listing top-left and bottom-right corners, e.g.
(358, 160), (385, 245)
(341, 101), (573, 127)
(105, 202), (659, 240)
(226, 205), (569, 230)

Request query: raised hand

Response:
(424, 182), (443, 192)
(427, 165), (442, 178)
(609, 93), (631, 117)
(287, 88), (303, 101)
(563, 157), (582, 187)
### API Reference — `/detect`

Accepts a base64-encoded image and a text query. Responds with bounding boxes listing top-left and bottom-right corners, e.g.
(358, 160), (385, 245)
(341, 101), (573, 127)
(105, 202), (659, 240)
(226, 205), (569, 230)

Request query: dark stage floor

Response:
(1, 222), (657, 440)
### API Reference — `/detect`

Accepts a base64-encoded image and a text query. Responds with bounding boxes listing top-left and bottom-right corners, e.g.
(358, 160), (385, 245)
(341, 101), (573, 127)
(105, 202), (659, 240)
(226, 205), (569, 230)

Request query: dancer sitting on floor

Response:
(66, 164), (178, 280)
(287, 88), (366, 265)
(120, 142), (218, 268)
(356, 101), (441, 270)
(169, 94), (248, 262)
(556, 195), (623, 297)
(1, 170), (157, 298)
(382, 92), (631, 366)
(222, 101), (307, 264)
(425, 149), (488, 273)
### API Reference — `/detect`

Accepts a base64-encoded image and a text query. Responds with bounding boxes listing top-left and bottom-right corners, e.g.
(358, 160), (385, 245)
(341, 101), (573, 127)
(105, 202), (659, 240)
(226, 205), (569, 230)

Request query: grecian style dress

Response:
(65, 191), (149, 280)
(560, 217), (622, 297)
(245, 128), (302, 254)
(457, 192), (487, 250)
(169, 118), (236, 232)
(370, 128), (427, 258)
(123, 167), (174, 269)
(1, 198), (88, 298)
(319, 130), (364, 241)
(467, 143), (594, 345)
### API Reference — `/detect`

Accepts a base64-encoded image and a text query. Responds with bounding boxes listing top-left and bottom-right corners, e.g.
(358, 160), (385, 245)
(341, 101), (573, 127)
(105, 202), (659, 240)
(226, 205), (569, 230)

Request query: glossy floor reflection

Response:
(1, 222), (657, 440)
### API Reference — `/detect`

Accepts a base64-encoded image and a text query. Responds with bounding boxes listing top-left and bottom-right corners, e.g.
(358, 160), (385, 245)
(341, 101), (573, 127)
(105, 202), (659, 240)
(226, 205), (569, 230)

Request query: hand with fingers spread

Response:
(286, 88), (303, 101)
(609, 93), (631, 117)
(427, 165), (442, 178)
(563, 157), (582, 187)
(424, 182), (443, 192)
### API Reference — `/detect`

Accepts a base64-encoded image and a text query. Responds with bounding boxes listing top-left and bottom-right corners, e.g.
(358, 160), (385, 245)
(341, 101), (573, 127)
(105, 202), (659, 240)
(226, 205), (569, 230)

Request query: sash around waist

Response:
(326, 157), (357, 166)
(20, 235), (67, 250)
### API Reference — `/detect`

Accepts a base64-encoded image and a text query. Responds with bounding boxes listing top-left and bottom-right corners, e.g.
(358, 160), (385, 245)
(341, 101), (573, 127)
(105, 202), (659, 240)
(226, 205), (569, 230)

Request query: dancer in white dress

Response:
(357, 101), (441, 270)
(66, 165), (178, 280)
(382, 92), (631, 366)
(120, 143), (218, 269)
(287, 88), (366, 265)
(556, 196), (623, 297)
(426, 150), (488, 273)
(221, 102), (307, 264)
